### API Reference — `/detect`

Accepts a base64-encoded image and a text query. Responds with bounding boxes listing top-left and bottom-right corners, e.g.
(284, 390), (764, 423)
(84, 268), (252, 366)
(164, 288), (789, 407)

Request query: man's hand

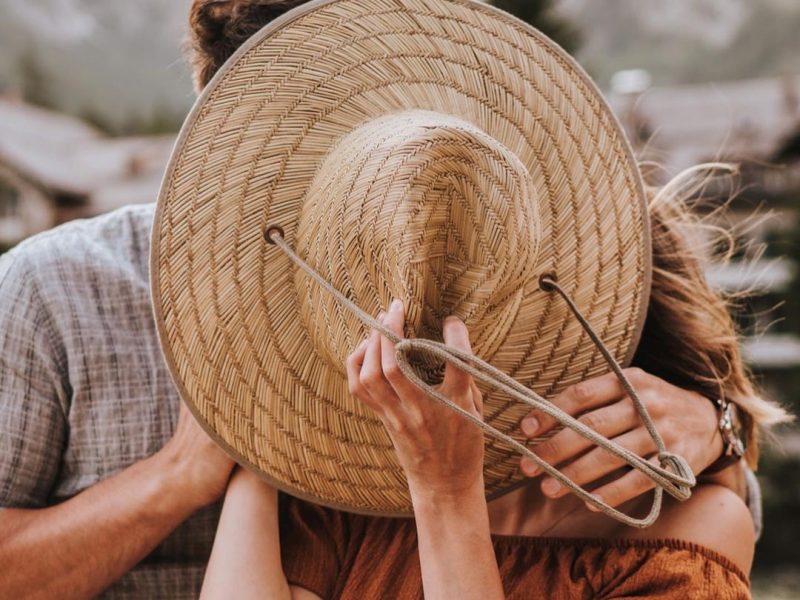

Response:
(156, 401), (235, 511)
(519, 368), (723, 509)
(0, 400), (235, 599)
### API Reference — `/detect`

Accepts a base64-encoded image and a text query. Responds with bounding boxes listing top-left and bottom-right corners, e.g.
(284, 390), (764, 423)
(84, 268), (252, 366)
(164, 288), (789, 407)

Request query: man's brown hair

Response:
(187, 0), (310, 90)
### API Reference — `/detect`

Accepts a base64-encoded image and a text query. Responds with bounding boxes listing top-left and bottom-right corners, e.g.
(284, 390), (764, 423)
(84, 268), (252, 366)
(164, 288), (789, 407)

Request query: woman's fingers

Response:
(379, 300), (422, 400)
(520, 369), (642, 438)
(350, 307), (481, 427)
(470, 380), (484, 418)
(346, 339), (369, 399)
(520, 398), (640, 476)
(441, 316), (473, 401)
(537, 427), (658, 498)
(586, 456), (659, 510)
(358, 312), (399, 408)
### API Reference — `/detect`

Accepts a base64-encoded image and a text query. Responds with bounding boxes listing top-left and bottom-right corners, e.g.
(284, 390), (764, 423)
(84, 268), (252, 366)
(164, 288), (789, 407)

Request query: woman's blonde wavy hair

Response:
(632, 163), (791, 467)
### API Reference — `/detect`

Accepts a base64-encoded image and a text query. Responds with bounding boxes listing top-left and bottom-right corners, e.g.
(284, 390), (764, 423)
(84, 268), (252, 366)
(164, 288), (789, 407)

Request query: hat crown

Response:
(296, 111), (541, 377)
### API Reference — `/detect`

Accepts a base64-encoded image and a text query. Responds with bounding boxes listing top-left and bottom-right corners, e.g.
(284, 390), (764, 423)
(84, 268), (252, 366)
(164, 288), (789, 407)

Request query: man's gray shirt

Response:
(0, 204), (220, 598)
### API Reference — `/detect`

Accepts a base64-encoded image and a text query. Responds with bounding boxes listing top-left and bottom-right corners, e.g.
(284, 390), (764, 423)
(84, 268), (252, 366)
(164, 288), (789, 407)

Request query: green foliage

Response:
(489, 0), (581, 54)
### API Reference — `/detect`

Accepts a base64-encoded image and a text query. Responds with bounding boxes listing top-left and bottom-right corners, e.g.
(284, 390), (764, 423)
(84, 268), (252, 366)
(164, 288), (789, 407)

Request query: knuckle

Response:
(360, 370), (381, 389)
(602, 480), (627, 505)
(536, 439), (559, 462)
(559, 467), (576, 484)
(570, 381), (594, 405)
(383, 362), (403, 382)
(407, 408), (426, 431)
(658, 417), (679, 445)
(624, 367), (647, 386)
(383, 411), (405, 434)
(642, 389), (665, 414)
(398, 406), (425, 435)
(579, 411), (604, 432)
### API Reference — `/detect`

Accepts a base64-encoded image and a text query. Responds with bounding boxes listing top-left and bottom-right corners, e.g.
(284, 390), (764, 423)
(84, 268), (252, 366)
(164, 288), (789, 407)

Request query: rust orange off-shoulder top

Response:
(279, 496), (750, 600)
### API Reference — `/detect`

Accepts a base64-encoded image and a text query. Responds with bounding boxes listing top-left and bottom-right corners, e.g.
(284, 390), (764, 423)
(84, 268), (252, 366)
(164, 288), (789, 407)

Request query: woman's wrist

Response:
(409, 476), (488, 522)
(410, 476), (504, 600)
(702, 398), (745, 475)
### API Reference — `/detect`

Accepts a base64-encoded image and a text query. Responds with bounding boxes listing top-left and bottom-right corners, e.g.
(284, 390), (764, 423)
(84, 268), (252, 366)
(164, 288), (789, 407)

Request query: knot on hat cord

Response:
(267, 228), (696, 528)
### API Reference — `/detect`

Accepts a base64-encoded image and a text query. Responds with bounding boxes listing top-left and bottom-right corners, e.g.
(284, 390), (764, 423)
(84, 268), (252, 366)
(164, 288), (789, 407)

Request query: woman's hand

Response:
(518, 367), (724, 508)
(348, 300), (504, 600)
(346, 299), (484, 500)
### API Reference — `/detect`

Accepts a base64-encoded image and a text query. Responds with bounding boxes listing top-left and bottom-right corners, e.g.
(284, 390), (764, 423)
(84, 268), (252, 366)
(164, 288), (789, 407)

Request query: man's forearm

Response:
(0, 451), (205, 599)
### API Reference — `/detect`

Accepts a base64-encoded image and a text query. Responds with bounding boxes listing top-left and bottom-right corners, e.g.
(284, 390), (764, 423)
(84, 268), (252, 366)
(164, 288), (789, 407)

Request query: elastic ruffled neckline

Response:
(487, 534), (749, 584)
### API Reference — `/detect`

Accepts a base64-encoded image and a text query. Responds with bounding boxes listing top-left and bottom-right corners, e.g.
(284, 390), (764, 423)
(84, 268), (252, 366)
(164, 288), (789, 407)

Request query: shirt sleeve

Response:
(0, 250), (69, 508)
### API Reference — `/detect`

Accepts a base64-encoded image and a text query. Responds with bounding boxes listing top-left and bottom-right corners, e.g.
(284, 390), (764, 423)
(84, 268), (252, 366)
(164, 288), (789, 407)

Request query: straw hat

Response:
(151, 0), (651, 516)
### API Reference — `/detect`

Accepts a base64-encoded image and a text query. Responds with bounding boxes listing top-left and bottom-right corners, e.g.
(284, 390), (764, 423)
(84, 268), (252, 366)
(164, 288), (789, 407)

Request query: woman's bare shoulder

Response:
(634, 483), (754, 574)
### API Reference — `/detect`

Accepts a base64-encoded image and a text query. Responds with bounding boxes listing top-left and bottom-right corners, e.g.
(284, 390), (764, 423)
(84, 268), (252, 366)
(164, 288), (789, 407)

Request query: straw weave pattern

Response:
(152, 0), (649, 515)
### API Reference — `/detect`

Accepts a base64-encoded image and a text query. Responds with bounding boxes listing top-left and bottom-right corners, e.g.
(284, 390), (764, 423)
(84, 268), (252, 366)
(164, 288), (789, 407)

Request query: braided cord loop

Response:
(267, 228), (695, 528)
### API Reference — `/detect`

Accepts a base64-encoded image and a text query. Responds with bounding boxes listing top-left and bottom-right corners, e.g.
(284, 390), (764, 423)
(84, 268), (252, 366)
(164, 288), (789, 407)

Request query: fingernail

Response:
(542, 478), (561, 497)
(520, 457), (540, 476)
(390, 298), (403, 312)
(377, 311), (386, 321)
(521, 417), (539, 436)
(586, 495), (602, 512)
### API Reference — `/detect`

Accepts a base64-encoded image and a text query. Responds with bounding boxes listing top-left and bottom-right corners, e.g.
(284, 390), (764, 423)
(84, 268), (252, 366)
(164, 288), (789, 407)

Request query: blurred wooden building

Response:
(609, 73), (800, 376)
(0, 97), (174, 250)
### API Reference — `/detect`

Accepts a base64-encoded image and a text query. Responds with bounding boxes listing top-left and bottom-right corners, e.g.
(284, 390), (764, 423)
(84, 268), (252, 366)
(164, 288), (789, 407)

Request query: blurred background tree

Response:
(489, 0), (581, 53)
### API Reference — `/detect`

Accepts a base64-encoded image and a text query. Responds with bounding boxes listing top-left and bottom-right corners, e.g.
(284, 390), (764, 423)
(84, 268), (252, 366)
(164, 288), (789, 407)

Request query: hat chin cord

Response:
(266, 227), (695, 528)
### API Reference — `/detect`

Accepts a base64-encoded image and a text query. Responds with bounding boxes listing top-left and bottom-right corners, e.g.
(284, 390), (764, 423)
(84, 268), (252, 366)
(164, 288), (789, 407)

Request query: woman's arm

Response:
(347, 301), (504, 600)
(200, 468), (321, 600)
(409, 481), (504, 600)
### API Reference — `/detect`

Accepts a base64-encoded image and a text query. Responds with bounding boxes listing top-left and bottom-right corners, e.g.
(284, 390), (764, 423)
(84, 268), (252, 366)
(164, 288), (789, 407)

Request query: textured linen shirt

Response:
(0, 204), (220, 598)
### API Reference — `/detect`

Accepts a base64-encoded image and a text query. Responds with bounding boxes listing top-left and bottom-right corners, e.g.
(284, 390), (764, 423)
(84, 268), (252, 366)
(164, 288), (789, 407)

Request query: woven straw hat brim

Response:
(151, 0), (651, 516)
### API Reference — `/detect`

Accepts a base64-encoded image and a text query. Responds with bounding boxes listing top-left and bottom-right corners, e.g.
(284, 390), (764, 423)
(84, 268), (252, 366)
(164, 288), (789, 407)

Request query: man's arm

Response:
(0, 402), (234, 599)
(0, 247), (234, 598)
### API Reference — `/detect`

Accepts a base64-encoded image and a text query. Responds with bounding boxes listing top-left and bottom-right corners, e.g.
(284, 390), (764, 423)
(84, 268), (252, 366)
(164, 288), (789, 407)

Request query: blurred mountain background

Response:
(2, 0), (800, 135)
(560, 0), (800, 86)
(0, 0), (194, 135)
